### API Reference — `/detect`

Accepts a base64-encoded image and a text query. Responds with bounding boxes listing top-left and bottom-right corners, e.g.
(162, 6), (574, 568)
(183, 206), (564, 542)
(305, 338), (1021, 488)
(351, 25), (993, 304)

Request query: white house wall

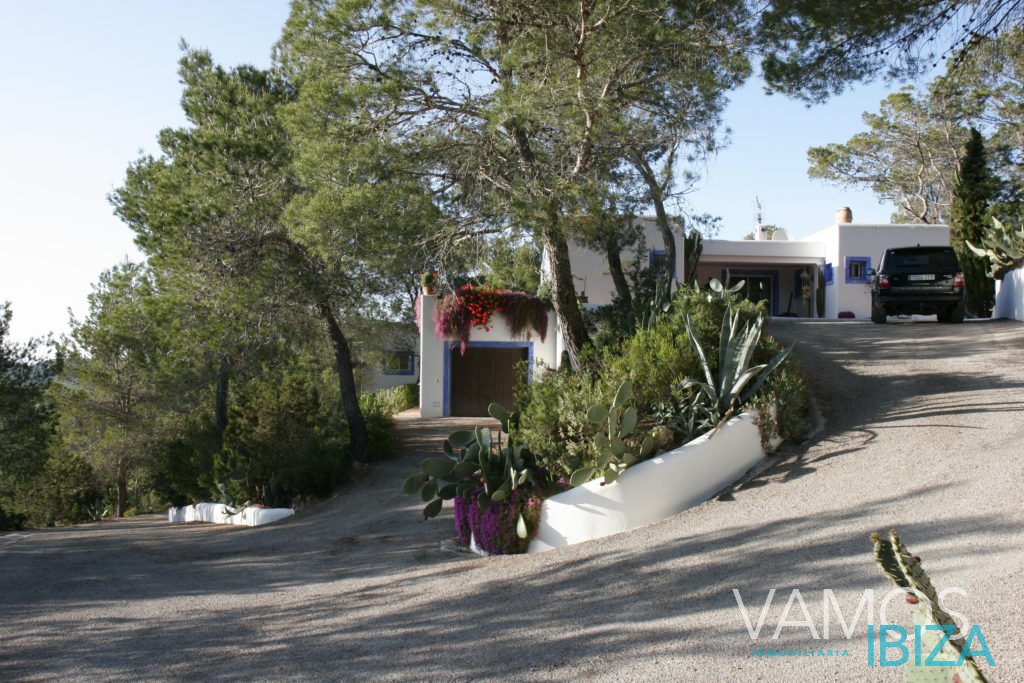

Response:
(825, 224), (950, 319)
(418, 294), (559, 418)
(558, 217), (951, 323)
(566, 218), (686, 306)
(804, 225), (840, 318)
(362, 366), (419, 394)
(701, 239), (823, 261)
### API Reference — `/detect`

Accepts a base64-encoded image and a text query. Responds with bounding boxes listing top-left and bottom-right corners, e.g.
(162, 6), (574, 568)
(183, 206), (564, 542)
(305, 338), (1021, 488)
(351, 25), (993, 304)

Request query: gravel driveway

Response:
(2, 319), (1022, 682)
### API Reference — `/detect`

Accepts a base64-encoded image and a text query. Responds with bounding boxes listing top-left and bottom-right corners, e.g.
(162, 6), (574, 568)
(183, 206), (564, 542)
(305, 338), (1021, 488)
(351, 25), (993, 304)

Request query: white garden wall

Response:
(168, 503), (294, 527)
(994, 268), (1024, 321)
(528, 411), (765, 552)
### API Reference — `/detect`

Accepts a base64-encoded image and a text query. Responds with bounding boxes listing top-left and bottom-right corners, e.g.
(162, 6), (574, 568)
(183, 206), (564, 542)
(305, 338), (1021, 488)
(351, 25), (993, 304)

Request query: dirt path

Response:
(1, 320), (1022, 681)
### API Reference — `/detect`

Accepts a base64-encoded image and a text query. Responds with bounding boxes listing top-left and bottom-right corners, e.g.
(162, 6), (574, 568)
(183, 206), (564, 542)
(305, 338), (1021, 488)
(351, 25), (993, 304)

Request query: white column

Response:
(811, 266), (818, 318)
(418, 294), (445, 418)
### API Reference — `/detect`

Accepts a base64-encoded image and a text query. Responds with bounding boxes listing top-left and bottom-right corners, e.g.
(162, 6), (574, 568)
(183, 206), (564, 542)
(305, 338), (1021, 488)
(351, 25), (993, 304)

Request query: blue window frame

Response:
(824, 263), (834, 286)
(845, 256), (871, 284)
(381, 351), (416, 376)
(648, 249), (675, 277)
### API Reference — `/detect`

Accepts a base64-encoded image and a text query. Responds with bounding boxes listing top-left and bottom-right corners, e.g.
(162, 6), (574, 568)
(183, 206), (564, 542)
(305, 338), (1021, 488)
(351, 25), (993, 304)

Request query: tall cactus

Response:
(682, 229), (703, 286)
(870, 530), (989, 683)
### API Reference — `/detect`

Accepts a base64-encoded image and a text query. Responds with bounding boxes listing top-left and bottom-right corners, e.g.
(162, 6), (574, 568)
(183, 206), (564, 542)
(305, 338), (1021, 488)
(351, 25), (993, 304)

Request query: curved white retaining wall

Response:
(168, 503), (294, 528)
(994, 268), (1024, 321)
(528, 411), (764, 552)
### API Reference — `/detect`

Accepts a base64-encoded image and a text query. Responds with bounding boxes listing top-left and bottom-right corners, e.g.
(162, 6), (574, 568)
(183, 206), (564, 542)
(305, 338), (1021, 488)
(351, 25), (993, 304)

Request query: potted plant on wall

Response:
(402, 402), (558, 554)
(421, 271), (438, 295)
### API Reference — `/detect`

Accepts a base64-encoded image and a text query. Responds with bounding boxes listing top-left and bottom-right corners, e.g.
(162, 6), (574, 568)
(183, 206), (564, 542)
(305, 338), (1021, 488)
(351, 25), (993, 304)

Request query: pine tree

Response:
(951, 128), (997, 317)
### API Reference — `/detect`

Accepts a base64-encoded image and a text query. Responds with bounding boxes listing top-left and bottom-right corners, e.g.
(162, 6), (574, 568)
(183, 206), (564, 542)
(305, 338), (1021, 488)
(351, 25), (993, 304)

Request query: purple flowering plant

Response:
(403, 401), (559, 554)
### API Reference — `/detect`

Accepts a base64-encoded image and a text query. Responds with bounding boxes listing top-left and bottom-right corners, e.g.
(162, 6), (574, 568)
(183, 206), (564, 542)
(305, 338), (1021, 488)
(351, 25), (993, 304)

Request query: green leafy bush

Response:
(361, 383), (418, 417)
(604, 283), (766, 416)
(359, 397), (396, 462)
(516, 281), (810, 479)
(749, 346), (811, 445)
(516, 355), (621, 479)
(27, 453), (100, 527)
(219, 368), (349, 506)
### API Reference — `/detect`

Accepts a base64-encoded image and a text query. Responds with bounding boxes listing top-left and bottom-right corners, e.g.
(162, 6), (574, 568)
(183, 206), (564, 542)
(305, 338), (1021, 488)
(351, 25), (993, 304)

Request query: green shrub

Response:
(516, 282), (809, 479)
(27, 452), (100, 527)
(751, 343), (811, 443)
(153, 433), (218, 506)
(516, 356), (620, 479)
(220, 367), (349, 506)
(359, 396), (396, 461)
(603, 284), (766, 416)
(361, 383), (418, 417)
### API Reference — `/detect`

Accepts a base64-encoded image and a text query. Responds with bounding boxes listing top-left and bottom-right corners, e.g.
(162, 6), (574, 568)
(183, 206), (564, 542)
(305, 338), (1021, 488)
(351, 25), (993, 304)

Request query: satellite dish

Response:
(771, 228), (792, 241)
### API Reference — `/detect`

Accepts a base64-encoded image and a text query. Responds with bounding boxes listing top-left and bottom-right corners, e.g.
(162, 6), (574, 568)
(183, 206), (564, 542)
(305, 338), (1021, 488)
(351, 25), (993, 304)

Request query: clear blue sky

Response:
(0, 2), (922, 344)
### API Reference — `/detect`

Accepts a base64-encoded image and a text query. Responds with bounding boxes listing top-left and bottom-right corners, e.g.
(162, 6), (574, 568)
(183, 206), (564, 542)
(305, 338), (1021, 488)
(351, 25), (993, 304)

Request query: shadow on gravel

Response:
(0, 417), (491, 619)
(2, 322), (1021, 680)
(760, 319), (1024, 488)
(3, 482), (1011, 680)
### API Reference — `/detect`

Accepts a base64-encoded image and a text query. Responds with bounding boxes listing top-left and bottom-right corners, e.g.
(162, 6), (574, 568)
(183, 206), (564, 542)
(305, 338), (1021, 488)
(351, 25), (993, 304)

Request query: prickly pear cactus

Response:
(569, 380), (656, 487)
(966, 216), (1024, 278)
(871, 530), (988, 683)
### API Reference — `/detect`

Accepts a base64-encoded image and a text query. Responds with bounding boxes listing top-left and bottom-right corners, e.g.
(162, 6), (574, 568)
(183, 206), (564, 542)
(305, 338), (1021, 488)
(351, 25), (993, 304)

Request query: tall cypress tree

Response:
(951, 128), (997, 317)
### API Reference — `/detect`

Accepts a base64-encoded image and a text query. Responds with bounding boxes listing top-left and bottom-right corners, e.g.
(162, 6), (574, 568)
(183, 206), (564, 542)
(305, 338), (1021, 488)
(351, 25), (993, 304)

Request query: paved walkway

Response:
(1, 320), (1022, 681)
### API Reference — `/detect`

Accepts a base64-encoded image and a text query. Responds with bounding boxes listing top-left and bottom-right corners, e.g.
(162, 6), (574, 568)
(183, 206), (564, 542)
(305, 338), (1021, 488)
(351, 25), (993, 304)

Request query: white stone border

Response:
(994, 267), (1024, 321)
(528, 411), (765, 552)
(168, 503), (294, 528)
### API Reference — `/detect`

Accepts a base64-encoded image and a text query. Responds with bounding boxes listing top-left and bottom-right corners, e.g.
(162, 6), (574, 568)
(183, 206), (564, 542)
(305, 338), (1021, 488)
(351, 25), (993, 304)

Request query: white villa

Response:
(416, 208), (952, 417)
(570, 209), (950, 320)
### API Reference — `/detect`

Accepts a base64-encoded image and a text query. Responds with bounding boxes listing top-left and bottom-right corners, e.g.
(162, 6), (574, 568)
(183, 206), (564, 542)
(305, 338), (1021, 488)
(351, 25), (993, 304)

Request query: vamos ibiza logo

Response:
(732, 588), (996, 668)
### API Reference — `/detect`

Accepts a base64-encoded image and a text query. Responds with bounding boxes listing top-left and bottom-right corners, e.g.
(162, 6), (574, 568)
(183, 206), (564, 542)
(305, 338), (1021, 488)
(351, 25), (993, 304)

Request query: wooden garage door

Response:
(449, 346), (528, 417)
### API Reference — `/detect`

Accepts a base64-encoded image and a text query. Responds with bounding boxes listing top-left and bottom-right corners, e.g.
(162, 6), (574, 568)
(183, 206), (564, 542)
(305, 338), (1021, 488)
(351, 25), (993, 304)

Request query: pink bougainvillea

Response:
(433, 285), (548, 354)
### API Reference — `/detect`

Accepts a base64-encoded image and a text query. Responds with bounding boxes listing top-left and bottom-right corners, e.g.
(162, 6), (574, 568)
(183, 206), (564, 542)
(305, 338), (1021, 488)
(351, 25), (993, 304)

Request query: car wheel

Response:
(947, 303), (965, 324)
(871, 306), (887, 324)
(936, 308), (949, 323)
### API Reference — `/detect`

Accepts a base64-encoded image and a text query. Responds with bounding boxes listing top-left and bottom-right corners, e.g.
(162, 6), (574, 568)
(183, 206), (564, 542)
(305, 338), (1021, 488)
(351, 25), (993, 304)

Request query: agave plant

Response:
(681, 305), (792, 432)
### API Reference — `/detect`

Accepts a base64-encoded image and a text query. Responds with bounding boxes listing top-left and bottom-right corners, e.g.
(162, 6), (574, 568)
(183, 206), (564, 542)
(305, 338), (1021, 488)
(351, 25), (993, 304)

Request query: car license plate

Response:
(908, 274), (934, 281)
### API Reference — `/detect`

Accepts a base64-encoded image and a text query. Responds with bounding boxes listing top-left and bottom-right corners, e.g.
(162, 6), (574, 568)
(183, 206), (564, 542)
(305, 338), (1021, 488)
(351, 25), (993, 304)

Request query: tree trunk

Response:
(542, 218), (591, 370)
(632, 153), (677, 282)
(605, 234), (632, 309)
(215, 356), (230, 450)
(116, 462), (128, 518)
(317, 301), (368, 465)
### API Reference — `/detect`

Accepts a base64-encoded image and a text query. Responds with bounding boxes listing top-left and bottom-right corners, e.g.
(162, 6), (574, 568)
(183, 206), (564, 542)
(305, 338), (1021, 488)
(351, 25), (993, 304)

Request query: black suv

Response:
(869, 246), (966, 323)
